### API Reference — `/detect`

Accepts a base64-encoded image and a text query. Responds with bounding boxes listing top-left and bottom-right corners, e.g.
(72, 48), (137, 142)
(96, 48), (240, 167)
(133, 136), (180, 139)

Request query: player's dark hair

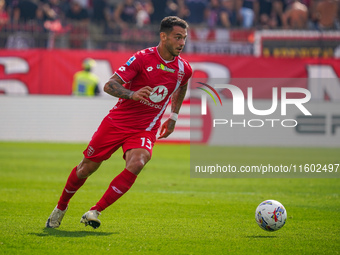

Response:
(160, 16), (188, 34)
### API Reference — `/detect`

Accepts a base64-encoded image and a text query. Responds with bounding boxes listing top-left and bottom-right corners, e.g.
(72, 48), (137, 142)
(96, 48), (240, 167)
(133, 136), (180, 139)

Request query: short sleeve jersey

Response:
(109, 46), (192, 133)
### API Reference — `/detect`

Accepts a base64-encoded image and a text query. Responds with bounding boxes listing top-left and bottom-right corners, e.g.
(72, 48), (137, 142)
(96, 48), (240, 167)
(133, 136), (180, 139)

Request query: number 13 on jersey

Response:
(140, 137), (152, 150)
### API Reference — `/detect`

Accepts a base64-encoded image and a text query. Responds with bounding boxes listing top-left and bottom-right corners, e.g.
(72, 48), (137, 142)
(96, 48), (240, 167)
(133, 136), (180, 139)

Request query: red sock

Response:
(91, 169), (137, 212)
(57, 166), (87, 210)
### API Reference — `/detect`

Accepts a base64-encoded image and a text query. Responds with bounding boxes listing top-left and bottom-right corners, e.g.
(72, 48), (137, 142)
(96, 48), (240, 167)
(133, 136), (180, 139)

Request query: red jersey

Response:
(109, 46), (192, 133)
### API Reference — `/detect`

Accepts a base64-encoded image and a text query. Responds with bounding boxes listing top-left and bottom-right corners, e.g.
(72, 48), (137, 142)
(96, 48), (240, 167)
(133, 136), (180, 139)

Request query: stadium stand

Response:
(0, 0), (339, 52)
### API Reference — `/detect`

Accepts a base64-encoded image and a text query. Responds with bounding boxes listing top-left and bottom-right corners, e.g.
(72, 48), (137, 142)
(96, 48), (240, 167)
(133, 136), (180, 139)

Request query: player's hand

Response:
(158, 119), (176, 139)
(131, 86), (153, 102)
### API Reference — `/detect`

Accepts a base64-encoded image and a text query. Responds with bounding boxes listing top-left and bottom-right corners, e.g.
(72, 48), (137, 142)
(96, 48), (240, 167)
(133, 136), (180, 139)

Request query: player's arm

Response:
(170, 82), (188, 116)
(159, 83), (188, 139)
(104, 74), (152, 102)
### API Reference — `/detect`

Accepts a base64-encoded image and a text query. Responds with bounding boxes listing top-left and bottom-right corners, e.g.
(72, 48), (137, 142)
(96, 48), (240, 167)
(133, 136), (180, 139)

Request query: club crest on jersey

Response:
(157, 63), (175, 73)
(126, 56), (136, 66)
(178, 70), (185, 83)
(149, 85), (168, 103)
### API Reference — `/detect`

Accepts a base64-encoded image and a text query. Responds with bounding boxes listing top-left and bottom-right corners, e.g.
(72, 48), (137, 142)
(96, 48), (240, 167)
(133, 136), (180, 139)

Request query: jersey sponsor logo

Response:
(118, 66), (126, 72)
(149, 85), (168, 103)
(126, 56), (136, 66)
(157, 63), (175, 73)
(140, 99), (163, 109)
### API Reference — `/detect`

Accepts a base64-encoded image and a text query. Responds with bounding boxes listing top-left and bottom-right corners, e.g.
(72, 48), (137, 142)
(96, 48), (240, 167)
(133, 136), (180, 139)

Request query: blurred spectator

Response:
(72, 58), (100, 96)
(89, 0), (110, 49)
(9, 0), (44, 48)
(237, 0), (259, 28)
(40, 0), (69, 49)
(258, 0), (272, 28)
(112, 0), (154, 51)
(282, 0), (308, 29)
(114, 0), (138, 29)
(91, 0), (110, 25)
(4, 0), (15, 20)
(41, 0), (65, 21)
(107, 0), (122, 8)
(205, 0), (221, 28)
(301, 0), (312, 8)
(136, 0), (153, 28)
(114, 0), (153, 29)
(13, 0), (42, 23)
(150, 0), (166, 23)
(270, 0), (284, 28)
(183, 0), (209, 25)
(0, 0), (339, 51)
(313, 0), (339, 30)
(66, 0), (89, 22)
(66, 0), (89, 48)
(0, 0), (9, 47)
(76, 0), (90, 8)
(0, 0), (9, 27)
(165, 0), (182, 17)
(277, 0), (295, 11)
(220, 0), (238, 28)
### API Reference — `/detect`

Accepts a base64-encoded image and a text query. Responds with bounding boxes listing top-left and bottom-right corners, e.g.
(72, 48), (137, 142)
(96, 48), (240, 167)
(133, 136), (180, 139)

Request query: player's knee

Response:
(136, 159), (147, 171)
(126, 156), (150, 175)
(77, 165), (93, 178)
(127, 159), (145, 173)
(77, 159), (101, 178)
(125, 149), (150, 175)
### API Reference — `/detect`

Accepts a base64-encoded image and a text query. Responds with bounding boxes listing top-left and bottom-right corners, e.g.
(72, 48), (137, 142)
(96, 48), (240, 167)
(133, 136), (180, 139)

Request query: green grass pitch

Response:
(0, 142), (339, 255)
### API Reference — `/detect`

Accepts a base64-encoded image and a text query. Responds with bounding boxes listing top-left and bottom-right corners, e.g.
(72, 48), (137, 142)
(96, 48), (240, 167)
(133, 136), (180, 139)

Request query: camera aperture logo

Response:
(198, 83), (312, 128)
(197, 82), (223, 106)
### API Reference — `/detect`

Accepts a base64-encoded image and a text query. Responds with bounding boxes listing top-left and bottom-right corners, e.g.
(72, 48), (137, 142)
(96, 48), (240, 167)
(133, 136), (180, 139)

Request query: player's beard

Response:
(165, 42), (180, 57)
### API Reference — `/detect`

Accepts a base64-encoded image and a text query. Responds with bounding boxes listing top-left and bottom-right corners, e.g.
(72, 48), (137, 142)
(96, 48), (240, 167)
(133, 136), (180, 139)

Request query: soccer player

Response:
(46, 16), (192, 229)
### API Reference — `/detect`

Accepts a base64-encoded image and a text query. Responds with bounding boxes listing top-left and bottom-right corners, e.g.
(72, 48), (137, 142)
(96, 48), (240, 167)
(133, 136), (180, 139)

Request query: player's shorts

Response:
(83, 116), (156, 163)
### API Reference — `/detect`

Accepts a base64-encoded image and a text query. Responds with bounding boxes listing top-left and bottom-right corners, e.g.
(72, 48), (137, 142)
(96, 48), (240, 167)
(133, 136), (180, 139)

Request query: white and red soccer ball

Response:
(255, 200), (287, 231)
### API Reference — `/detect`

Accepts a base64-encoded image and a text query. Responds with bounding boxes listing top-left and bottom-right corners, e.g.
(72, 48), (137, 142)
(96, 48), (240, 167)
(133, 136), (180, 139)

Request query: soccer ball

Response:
(255, 200), (287, 231)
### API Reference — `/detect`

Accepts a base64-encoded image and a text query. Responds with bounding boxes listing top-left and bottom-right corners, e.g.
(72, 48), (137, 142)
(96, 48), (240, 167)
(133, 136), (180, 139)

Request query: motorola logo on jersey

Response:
(149, 85), (168, 103)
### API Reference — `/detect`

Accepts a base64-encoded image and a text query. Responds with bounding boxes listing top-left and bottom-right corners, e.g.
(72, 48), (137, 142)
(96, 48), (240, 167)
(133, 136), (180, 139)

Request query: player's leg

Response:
(57, 158), (101, 210)
(81, 132), (155, 229)
(45, 158), (101, 228)
(46, 116), (122, 228)
(93, 148), (150, 210)
(81, 148), (151, 229)
(46, 116), (117, 228)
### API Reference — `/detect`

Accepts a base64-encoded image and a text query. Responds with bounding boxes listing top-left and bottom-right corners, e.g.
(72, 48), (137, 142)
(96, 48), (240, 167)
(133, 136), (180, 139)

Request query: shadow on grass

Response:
(246, 235), (277, 238)
(30, 228), (118, 237)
